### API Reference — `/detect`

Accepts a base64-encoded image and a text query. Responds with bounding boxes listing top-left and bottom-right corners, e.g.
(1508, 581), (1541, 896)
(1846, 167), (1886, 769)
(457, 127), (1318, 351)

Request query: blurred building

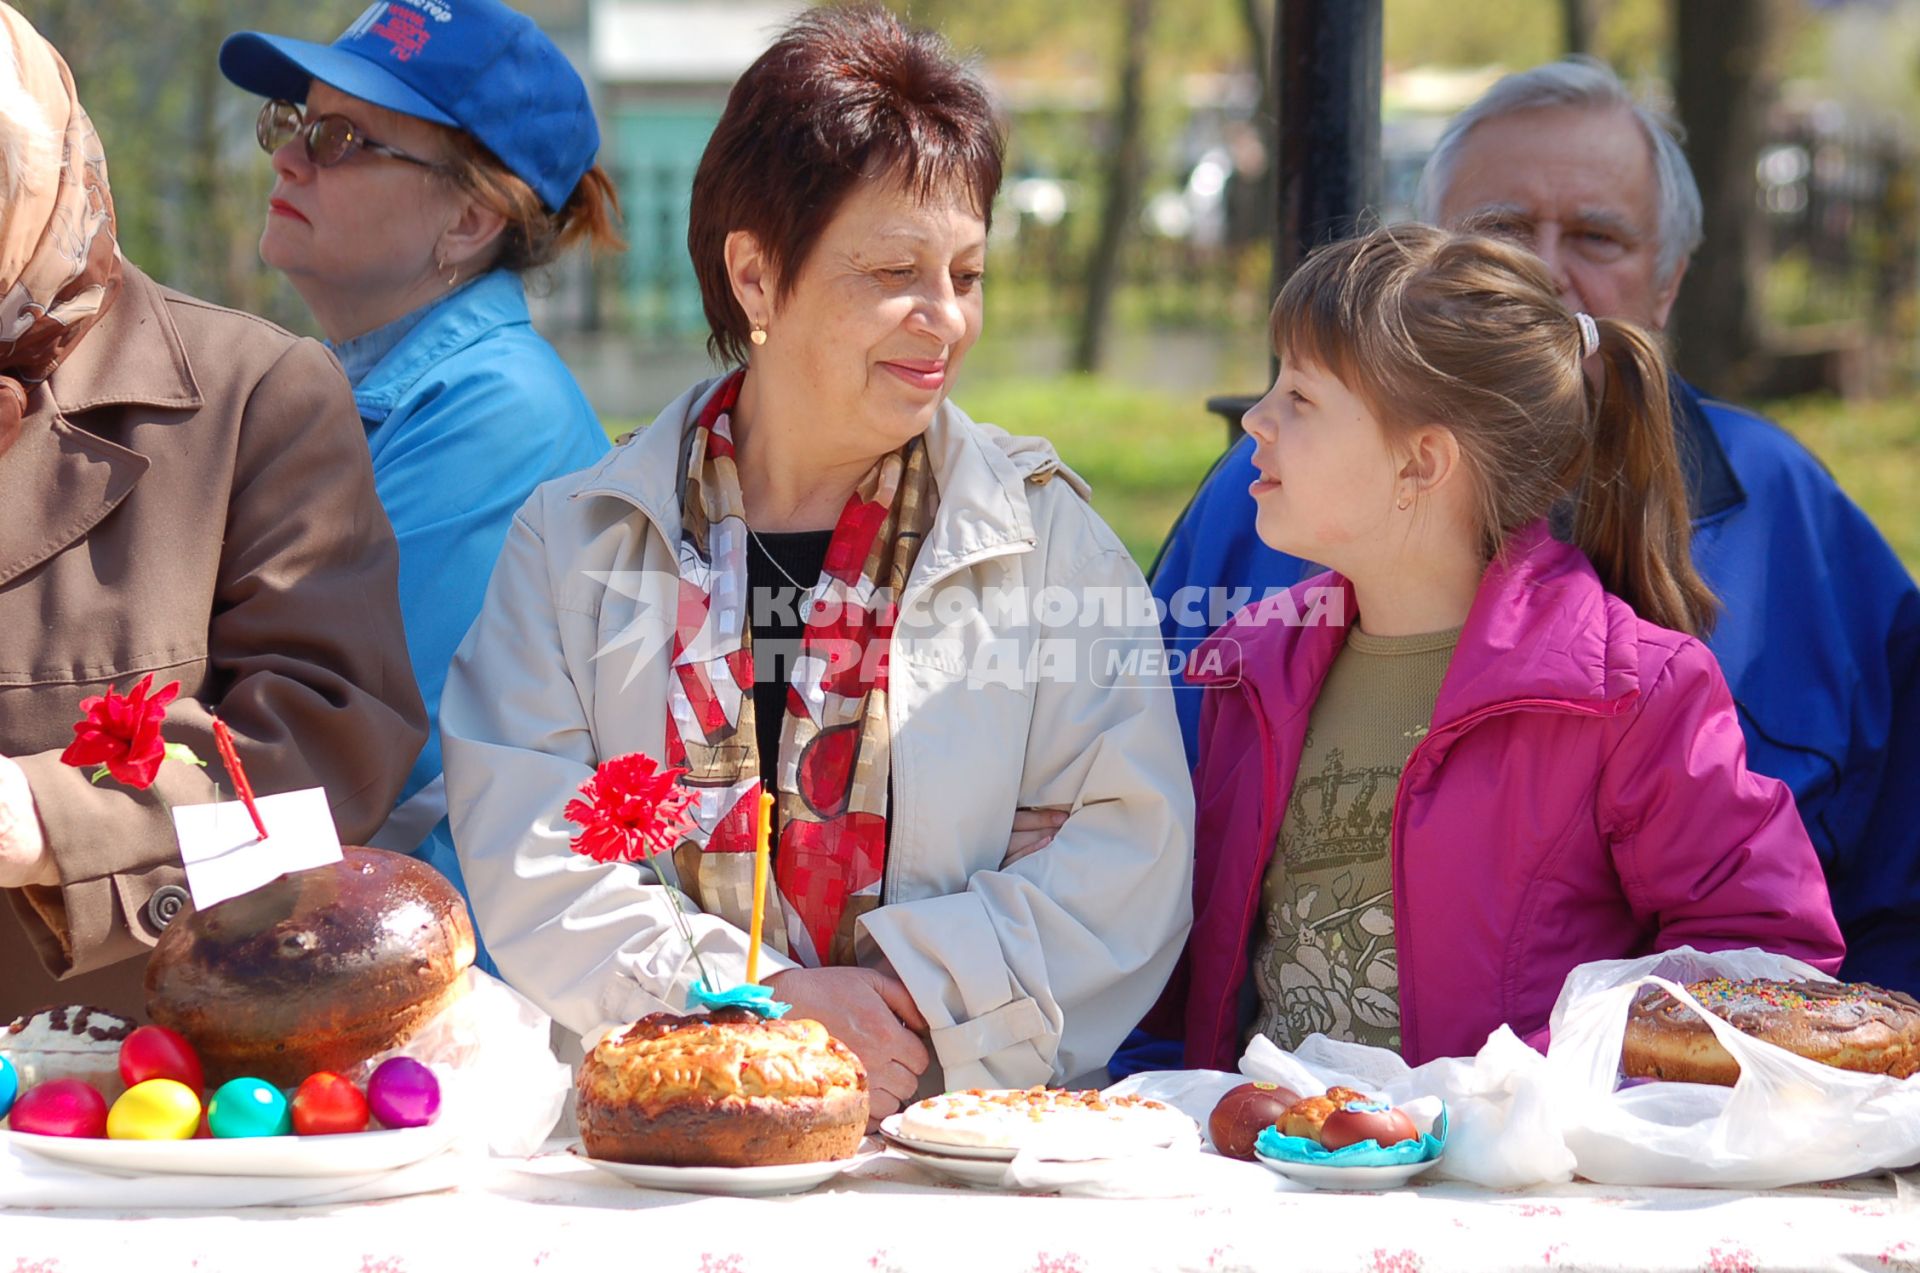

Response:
(585, 0), (802, 339)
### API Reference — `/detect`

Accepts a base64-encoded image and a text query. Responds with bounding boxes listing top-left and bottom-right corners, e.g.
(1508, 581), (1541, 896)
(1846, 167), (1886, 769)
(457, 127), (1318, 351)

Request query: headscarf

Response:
(0, 4), (118, 458)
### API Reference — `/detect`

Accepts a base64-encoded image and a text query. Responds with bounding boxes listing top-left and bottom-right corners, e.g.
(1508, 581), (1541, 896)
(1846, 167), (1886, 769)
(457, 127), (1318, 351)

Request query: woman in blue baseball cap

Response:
(219, 0), (622, 891)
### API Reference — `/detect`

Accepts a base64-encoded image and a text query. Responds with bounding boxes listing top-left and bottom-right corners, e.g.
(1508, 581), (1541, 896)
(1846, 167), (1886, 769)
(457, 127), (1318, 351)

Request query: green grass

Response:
(956, 375), (1230, 566)
(1764, 395), (1920, 574)
(608, 378), (1920, 579)
(604, 373), (1233, 569)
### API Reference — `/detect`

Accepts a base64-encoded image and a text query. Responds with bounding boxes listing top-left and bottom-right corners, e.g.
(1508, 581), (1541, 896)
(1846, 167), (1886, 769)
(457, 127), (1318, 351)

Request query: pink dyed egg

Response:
(9, 1078), (109, 1138)
(365, 1058), (440, 1129)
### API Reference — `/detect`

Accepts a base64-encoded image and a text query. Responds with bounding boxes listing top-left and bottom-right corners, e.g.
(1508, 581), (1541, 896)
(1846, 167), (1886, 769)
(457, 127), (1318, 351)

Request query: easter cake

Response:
(144, 848), (476, 1086)
(577, 1007), (868, 1167)
(0, 1005), (135, 1106)
(1621, 977), (1920, 1085)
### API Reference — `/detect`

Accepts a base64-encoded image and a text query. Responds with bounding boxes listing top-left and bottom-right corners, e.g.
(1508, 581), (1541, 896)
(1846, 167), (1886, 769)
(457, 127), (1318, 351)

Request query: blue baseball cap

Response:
(220, 0), (598, 211)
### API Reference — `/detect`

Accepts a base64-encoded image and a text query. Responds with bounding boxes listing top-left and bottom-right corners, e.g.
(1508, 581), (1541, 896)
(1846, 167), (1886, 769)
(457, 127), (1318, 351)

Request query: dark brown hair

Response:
(439, 131), (625, 273)
(687, 3), (1004, 366)
(1272, 224), (1717, 636)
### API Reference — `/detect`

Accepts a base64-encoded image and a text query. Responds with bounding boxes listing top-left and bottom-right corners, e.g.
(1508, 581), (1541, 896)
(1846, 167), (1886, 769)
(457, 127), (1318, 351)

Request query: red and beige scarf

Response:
(665, 370), (934, 967)
(0, 7), (120, 458)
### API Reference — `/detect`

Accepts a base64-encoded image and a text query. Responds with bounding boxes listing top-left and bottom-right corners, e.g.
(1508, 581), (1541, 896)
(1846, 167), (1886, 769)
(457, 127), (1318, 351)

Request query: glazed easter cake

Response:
(1622, 977), (1920, 1085)
(896, 1086), (1194, 1156)
(145, 847), (476, 1087)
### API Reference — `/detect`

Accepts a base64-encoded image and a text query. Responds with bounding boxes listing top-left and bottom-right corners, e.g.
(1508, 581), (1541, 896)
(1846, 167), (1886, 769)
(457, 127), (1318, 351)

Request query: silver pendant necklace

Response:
(747, 524), (818, 595)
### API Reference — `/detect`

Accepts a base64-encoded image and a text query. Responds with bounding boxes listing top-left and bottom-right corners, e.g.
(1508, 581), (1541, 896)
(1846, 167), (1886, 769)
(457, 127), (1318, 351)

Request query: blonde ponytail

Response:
(1571, 320), (1718, 637)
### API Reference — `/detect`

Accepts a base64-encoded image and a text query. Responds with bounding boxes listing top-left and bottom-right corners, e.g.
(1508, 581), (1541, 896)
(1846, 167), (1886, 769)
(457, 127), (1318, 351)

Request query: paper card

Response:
(171, 787), (345, 911)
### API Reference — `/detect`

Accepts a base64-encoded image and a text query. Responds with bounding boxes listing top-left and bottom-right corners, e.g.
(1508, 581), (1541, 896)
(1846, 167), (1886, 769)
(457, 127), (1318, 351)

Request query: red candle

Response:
(211, 717), (269, 841)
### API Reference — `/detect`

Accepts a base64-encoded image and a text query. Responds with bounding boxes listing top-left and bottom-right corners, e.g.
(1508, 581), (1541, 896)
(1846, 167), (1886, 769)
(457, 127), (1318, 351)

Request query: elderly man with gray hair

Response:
(1147, 56), (1920, 1000)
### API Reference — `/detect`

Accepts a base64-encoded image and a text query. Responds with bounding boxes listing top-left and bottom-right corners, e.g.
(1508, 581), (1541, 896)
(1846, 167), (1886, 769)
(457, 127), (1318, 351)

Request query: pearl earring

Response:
(749, 325), (767, 347)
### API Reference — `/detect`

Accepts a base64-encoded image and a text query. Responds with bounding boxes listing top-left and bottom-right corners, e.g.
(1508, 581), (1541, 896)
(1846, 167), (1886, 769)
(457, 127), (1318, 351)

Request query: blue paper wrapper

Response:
(1255, 1103), (1449, 1167)
(687, 979), (792, 1019)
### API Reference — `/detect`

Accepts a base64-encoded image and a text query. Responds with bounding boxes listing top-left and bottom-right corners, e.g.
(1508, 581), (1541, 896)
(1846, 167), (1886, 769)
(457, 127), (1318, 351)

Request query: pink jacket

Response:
(1168, 521), (1844, 1068)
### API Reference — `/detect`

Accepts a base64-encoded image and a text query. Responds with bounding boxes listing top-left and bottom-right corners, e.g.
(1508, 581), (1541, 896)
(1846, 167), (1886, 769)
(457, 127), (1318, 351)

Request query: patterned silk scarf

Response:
(665, 370), (935, 967)
(0, 7), (120, 458)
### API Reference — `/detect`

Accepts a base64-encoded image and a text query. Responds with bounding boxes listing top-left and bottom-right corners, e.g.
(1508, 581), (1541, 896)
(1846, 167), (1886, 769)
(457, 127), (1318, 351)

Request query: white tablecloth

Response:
(2, 1141), (1917, 1272)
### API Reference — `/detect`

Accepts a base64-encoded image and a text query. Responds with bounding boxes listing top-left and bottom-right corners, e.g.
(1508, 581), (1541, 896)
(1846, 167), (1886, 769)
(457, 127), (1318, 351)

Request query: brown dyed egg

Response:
(1320, 1101), (1419, 1150)
(1208, 1081), (1302, 1160)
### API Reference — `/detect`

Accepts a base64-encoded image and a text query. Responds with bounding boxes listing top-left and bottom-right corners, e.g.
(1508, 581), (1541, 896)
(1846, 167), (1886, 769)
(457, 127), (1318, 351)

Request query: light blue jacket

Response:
(341, 270), (609, 878)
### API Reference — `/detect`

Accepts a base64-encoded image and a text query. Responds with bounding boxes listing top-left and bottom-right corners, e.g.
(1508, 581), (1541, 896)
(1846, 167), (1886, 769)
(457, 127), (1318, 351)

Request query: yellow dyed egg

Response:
(107, 1078), (202, 1141)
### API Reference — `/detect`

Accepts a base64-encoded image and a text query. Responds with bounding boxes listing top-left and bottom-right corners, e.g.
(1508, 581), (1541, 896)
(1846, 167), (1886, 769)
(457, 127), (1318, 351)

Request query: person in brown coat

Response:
(0, 4), (426, 1021)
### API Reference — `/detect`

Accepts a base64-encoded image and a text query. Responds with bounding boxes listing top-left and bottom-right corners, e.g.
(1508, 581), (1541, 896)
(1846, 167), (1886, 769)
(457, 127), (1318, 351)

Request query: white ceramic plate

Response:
(877, 1113), (1193, 1163)
(1253, 1152), (1441, 1191)
(882, 1140), (1024, 1190)
(566, 1145), (866, 1197)
(0, 1119), (458, 1179)
(878, 1115), (1019, 1162)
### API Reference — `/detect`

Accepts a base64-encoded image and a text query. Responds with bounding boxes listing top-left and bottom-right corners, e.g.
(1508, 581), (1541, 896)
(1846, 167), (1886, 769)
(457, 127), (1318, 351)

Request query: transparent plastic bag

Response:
(349, 968), (571, 1158)
(1547, 945), (1920, 1188)
(1239, 1028), (1575, 1188)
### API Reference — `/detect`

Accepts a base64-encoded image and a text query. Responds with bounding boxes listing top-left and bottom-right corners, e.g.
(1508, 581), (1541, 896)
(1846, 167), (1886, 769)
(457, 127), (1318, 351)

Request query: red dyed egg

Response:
(1208, 1081), (1303, 1160)
(9, 1078), (109, 1138)
(1320, 1102), (1419, 1150)
(290, 1072), (370, 1136)
(119, 1025), (205, 1095)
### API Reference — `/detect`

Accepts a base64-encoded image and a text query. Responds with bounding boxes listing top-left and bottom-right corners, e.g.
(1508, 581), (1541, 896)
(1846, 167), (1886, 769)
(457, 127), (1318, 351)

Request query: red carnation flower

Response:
(60, 674), (181, 790)
(564, 753), (695, 865)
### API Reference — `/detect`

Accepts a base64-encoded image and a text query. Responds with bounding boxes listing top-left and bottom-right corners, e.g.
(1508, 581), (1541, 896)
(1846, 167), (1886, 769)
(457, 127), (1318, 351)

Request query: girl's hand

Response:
(1002, 806), (1070, 868)
(0, 757), (54, 889)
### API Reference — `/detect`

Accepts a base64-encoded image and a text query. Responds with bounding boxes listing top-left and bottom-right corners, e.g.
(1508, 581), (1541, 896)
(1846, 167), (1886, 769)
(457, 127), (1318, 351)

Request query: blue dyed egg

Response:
(207, 1077), (293, 1139)
(0, 1054), (16, 1119)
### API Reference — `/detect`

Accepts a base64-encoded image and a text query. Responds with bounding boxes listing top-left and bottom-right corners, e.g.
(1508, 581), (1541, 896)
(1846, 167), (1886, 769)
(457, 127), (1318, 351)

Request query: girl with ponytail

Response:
(1162, 224), (1843, 1068)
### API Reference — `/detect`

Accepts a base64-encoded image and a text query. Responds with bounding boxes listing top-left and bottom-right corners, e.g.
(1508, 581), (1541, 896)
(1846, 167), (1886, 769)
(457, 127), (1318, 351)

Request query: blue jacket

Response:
(346, 270), (609, 876)
(1149, 379), (1920, 994)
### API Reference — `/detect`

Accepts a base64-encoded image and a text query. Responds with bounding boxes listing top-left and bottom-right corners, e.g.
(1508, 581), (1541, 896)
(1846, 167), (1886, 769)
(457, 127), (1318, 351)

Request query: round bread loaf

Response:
(144, 848), (476, 1086)
(577, 1008), (868, 1167)
(1279, 1086), (1367, 1143)
(1621, 978), (1920, 1085)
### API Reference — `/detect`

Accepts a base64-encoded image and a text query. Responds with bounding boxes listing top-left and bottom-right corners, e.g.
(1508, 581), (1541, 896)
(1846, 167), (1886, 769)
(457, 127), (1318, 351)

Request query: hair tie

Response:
(1575, 312), (1600, 358)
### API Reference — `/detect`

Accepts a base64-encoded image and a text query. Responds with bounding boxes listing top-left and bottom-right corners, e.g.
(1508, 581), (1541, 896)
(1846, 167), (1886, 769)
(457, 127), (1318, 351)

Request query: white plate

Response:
(0, 1118), (458, 1179)
(877, 1113), (1192, 1162)
(883, 1141), (1025, 1190)
(1253, 1152), (1441, 1191)
(566, 1145), (865, 1197)
(878, 1115), (1018, 1162)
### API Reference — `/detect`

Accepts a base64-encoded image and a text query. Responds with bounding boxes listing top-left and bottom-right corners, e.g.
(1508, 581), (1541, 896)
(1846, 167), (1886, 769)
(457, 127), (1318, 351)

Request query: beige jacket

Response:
(0, 266), (427, 1021)
(442, 376), (1193, 1089)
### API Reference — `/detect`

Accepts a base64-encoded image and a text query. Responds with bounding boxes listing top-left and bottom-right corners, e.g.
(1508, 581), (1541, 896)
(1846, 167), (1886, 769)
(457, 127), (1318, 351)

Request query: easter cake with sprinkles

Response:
(1621, 978), (1920, 1085)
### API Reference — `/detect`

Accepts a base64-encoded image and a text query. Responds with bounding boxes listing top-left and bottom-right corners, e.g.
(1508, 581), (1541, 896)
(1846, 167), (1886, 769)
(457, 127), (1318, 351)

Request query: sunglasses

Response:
(256, 99), (443, 172)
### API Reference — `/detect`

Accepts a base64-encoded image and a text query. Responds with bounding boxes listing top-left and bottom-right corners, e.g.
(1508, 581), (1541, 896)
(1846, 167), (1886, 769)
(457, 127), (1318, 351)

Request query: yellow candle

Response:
(747, 790), (773, 984)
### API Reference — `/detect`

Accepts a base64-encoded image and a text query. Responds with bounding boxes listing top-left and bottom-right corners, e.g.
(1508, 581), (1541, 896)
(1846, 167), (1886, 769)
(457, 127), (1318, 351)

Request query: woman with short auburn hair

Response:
(219, 0), (620, 884)
(441, 5), (1193, 1123)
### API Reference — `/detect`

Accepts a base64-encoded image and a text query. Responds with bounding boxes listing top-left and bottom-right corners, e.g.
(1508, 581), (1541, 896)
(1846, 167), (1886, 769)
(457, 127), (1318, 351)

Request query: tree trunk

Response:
(1271, 1), (1381, 286)
(1560, 0), (1597, 56)
(1072, 0), (1153, 374)
(1239, 0), (1273, 121)
(1670, 0), (1772, 394)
